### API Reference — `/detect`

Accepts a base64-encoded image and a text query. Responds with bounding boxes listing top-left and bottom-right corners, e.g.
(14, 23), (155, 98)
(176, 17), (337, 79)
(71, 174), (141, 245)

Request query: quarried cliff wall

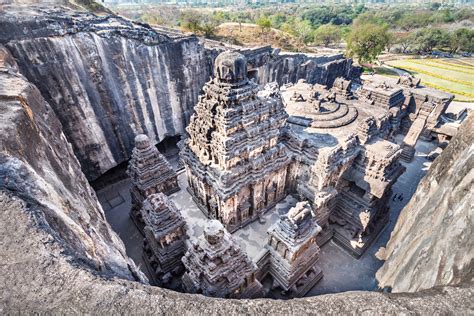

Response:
(376, 114), (473, 292)
(0, 45), (144, 282)
(1, 6), (210, 180)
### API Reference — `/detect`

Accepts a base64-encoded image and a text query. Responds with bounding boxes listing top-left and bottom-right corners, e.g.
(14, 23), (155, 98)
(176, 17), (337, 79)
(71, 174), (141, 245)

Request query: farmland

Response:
(385, 58), (474, 102)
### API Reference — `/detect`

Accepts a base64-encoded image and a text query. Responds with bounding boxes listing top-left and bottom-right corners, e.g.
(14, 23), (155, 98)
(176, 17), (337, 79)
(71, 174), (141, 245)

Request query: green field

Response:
(385, 58), (474, 102)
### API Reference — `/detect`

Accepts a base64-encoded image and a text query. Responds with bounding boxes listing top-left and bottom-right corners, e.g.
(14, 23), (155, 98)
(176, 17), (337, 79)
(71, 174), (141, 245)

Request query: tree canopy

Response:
(314, 24), (342, 47)
(346, 23), (390, 63)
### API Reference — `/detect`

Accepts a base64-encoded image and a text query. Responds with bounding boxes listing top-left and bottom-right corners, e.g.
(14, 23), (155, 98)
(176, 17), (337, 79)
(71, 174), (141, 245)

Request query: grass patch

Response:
(408, 59), (474, 75)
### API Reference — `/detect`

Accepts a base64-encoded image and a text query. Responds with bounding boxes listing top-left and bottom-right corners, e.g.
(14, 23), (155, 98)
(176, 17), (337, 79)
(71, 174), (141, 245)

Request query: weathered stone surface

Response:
(0, 49), (144, 282)
(181, 51), (291, 232)
(1, 192), (473, 314)
(376, 114), (473, 293)
(141, 193), (188, 286)
(128, 134), (179, 228)
(1, 4), (471, 313)
(0, 6), (359, 181)
(265, 201), (323, 297)
(0, 5), (210, 181)
(182, 219), (263, 298)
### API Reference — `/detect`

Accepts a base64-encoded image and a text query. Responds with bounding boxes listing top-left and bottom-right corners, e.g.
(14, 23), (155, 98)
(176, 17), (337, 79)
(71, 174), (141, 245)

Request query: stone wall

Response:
(376, 114), (473, 293)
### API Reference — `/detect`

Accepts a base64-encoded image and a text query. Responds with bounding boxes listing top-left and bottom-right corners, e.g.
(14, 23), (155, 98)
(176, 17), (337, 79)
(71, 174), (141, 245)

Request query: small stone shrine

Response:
(141, 193), (188, 286)
(181, 220), (264, 298)
(127, 134), (179, 230)
(265, 201), (323, 298)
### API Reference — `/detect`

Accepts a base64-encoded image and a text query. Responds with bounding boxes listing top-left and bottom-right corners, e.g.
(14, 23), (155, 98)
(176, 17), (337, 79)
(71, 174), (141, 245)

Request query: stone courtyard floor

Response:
(97, 136), (437, 296)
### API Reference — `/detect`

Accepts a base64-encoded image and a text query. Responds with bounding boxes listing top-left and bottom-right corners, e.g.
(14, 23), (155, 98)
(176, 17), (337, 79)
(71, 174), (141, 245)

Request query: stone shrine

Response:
(265, 201), (323, 297)
(282, 79), (405, 257)
(181, 51), (290, 233)
(141, 193), (188, 286)
(332, 138), (405, 257)
(127, 134), (179, 230)
(181, 220), (264, 298)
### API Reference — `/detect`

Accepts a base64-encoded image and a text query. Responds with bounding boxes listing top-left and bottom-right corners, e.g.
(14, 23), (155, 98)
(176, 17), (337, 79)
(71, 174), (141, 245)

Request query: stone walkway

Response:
(96, 137), (437, 296)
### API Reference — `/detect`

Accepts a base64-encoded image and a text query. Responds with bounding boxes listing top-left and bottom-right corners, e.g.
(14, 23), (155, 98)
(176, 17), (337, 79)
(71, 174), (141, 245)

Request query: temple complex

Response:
(361, 75), (454, 162)
(181, 51), (290, 233)
(181, 220), (264, 298)
(264, 201), (323, 298)
(129, 51), (457, 298)
(283, 78), (407, 257)
(141, 193), (188, 286)
(127, 134), (180, 231)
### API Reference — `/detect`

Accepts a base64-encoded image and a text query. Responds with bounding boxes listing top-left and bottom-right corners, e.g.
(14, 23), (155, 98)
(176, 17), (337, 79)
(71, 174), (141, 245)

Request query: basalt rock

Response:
(376, 114), (473, 293)
(0, 46), (145, 282)
(1, 5), (210, 181)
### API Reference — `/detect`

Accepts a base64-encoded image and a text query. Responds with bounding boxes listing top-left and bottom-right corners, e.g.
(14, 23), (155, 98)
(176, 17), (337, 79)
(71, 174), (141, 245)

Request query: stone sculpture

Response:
(265, 201), (323, 297)
(181, 220), (264, 298)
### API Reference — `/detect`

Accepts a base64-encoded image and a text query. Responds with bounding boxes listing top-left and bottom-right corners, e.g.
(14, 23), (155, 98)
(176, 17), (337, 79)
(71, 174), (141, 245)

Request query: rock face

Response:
(0, 45), (144, 282)
(1, 191), (473, 313)
(1, 6), (210, 180)
(0, 4), (471, 313)
(0, 6), (358, 181)
(376, 114), (473, 293)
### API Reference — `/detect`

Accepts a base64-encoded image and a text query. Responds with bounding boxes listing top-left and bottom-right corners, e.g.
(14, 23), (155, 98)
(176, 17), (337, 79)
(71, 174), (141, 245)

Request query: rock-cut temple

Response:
(127, 50), (456, 298)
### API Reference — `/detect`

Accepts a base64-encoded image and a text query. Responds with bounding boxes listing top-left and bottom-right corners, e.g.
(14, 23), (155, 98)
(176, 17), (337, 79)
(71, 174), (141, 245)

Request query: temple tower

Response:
(265, 201), (323, 297)
(181, 220), (263, 298)
(181, 51), (290, 232)
(127, 134), (179, 229)
(141, 193), (188, 286)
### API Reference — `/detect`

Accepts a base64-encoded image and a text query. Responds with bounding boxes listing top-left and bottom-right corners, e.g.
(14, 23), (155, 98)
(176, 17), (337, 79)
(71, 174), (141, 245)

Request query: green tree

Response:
(314, 24), (341, 47)
(231, 11), (248, 32)
(256, 16), (272, 34)
(412, 28), (449, 54)
(396, 32), (413, 54)
(270, 12), (287, 29)
(448, 28), (474, 54)
(346, 23), (390, 63)
(291, 19), (314, 47)
(200, 15), (221, 38)
(180, 10), (202, 34)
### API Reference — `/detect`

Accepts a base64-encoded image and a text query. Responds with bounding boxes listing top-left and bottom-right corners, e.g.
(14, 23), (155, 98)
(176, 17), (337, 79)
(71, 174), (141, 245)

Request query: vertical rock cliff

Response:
(376, 114), (473, 292)
(1, 6), (210, 180)
(0, 45), (144, 282)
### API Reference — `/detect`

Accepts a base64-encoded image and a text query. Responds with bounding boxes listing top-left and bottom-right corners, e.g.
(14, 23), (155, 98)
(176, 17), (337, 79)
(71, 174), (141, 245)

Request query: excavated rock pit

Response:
(0, 3), (472, 313)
